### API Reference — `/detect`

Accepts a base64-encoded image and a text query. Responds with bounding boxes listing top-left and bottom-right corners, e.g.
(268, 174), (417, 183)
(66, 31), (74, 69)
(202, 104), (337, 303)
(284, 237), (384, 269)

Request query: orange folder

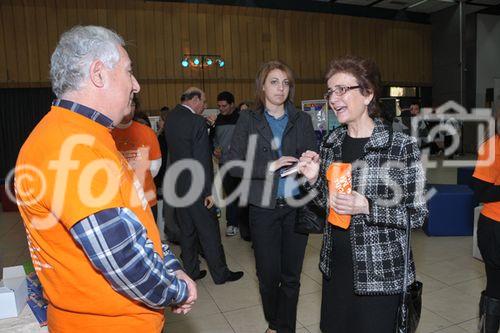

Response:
(326, 162), (352, 229)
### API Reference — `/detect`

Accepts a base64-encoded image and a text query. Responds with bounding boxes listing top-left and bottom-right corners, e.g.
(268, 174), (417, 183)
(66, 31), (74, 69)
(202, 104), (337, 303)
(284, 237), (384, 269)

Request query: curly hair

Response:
(50, 26), (124, 98)
(325, 56), (382, 118)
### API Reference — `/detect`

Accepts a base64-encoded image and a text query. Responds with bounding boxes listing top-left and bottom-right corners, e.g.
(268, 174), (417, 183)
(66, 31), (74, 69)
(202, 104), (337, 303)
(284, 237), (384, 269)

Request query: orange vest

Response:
(15, 106), (164, 333)
(473, 135), (500, 222)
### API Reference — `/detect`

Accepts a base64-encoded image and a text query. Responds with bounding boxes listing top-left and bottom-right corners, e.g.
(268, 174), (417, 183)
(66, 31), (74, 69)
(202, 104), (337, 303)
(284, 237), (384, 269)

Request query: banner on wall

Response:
(301, 99), (328, 133)
(148, 116), (160, 133)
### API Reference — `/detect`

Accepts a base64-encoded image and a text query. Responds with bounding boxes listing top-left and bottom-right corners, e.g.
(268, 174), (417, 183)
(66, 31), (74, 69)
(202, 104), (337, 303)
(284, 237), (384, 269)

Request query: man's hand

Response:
(269, 156), (298, 173)
(298, 150), (320, 185)
(204, 196), (214, 209)
(205, 114), (217, 127)
(213, 147), (222, 160)
(329, 190), (370, 215)
(171, 270), (197, 314)
(409, 104), (420, 116)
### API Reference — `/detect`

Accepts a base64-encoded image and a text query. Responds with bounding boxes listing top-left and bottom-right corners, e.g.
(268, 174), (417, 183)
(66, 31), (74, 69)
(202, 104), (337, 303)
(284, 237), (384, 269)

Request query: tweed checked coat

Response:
(305, 117), (428, 295)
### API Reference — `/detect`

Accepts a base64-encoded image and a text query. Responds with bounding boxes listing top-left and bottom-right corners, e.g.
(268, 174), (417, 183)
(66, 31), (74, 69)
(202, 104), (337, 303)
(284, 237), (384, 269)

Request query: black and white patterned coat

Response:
(305, 117), (427, 295)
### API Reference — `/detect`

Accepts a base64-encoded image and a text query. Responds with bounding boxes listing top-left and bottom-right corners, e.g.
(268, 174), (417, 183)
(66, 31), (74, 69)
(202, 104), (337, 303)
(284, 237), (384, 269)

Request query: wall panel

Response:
(0, 0), (432, 112)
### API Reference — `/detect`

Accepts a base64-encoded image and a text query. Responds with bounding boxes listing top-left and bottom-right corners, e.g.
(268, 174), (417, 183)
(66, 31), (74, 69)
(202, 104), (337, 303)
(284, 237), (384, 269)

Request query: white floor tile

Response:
(416, 308), (454, 333)
(433, 325), (470, 333)
(423, 287), (481, 324)
(416, 272), (449, 295)
(451, 276), (486, 298)
(457, 317), (480, 333)
(296, 291), (322, 327)
(223, 305), (268, 333)
(418, 257), (484, 286)
(203, 274), (262, 312)
(305, 323), (321, 333)
(163, 313), (234, 333)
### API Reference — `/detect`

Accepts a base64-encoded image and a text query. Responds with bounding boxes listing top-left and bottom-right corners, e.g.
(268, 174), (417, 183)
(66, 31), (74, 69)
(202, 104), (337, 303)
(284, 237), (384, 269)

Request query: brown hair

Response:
(160, 106), (170, 122)
(325, 56), (382, 118)
(238, 100), (254, 111)
(255, 60), (295, 111)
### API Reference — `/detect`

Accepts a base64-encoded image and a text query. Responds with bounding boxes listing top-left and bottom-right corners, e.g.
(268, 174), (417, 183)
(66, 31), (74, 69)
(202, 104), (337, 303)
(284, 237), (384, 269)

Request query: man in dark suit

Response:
(163, 87), (243, 284)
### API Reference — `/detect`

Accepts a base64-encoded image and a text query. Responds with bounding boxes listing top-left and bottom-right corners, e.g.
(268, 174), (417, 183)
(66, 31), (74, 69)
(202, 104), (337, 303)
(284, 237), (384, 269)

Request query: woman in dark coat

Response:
(228, 60), (317, 333)
(299, 56), (427, 333)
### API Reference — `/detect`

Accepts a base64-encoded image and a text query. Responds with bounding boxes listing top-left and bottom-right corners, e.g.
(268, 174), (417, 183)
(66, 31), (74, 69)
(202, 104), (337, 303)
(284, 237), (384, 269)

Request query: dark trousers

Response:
(249, 204), (308, 333)
(239, 206), (251, 241)
(163, 200), (180, 243)
(222, 171), (240, 227)
(220, 164), (250, 240)
(176, 201), (230, 284)
(478, 214), (500, 299)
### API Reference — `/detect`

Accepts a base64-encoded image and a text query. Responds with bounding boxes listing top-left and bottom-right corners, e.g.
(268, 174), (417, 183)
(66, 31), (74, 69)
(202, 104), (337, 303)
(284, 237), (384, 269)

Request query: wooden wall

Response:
(0, 0), (432, 112)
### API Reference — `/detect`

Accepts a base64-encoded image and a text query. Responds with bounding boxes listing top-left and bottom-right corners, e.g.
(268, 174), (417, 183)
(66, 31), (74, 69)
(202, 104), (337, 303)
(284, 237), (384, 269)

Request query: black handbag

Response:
(295, 200), (325, 234)
(394, 216), (423, 333)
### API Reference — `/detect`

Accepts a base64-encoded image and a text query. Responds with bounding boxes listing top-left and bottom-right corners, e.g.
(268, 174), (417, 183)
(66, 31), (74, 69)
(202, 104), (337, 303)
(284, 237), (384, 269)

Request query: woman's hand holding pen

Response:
(298, 150), (320, 185)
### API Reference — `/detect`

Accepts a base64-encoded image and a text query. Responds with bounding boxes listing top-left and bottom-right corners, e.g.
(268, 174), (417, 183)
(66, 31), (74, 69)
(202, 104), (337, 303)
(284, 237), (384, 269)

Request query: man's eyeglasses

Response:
(324, 85), (361, 100)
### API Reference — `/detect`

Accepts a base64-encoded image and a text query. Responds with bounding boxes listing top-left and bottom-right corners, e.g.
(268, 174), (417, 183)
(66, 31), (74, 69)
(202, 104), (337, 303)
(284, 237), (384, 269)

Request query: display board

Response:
(302, 100), (328, 133)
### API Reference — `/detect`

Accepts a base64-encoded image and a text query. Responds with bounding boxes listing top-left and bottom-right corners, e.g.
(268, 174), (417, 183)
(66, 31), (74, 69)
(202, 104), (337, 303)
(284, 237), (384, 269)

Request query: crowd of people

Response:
(12, 24), (499, 333)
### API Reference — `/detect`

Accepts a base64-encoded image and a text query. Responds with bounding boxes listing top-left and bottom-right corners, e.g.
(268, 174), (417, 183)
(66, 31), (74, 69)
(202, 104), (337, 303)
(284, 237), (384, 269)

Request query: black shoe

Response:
(479, 291), (500, 333)
(193, 270), (207, 281)
(215, 271), (244, 284)
(241, 235), (251, 242)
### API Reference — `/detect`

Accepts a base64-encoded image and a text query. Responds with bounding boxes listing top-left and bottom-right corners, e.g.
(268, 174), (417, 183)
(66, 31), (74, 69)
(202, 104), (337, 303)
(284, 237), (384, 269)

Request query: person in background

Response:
(155, 106), (170, 190)
(112, 95), (162, 221)
(131, 98), (152, 127)
(210, 91), (244, 237)
(228, 60), (317, 333)
(155, 106), (181, 245)
(15, 25), (196, 332)
(299, 56), (427, 333)
(472, 110), (500, 333)
(238, 100), (254, 112)
(164, 87), (244, 284)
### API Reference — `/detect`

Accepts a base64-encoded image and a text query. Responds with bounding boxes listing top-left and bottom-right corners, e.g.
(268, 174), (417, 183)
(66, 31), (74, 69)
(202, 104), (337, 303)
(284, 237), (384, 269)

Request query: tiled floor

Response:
(0, 211), (485, 333)
(0, 166), (486, 333)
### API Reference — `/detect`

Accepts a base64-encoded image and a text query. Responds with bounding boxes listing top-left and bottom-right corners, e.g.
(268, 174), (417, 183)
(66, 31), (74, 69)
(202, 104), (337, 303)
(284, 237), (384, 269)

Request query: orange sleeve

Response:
(473, 137), (497, 184)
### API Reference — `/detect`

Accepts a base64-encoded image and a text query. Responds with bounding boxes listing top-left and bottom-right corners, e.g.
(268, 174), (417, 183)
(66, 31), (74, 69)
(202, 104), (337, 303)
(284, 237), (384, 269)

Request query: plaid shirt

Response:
(71, 207), (188, 308)
(305, 117), (427, 295)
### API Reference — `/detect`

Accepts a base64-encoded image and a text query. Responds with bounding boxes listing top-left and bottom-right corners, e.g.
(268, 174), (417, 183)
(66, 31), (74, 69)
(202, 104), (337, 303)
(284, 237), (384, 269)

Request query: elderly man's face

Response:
(192, 93), (207, 115)
(108, 46), (140, 123)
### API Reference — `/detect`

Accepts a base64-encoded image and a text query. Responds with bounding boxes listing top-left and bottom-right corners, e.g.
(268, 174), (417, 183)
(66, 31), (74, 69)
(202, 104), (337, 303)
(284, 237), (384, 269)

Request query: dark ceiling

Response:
(149, 0), (500, 23)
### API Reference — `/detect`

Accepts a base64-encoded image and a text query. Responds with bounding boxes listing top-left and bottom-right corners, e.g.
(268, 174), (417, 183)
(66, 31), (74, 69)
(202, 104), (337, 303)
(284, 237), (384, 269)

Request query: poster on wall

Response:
(148, 116), (160, 133)
(302, 99), (330, 145)
(302, 100), (328, 132)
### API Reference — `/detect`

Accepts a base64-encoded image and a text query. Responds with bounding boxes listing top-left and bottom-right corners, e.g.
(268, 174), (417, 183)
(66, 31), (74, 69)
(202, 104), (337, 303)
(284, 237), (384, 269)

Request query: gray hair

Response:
(50, 26), (125, 97)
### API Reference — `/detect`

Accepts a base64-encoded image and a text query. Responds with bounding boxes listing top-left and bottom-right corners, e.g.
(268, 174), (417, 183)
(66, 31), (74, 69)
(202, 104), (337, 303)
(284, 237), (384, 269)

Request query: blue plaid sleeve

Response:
(70, 207), (188, 309)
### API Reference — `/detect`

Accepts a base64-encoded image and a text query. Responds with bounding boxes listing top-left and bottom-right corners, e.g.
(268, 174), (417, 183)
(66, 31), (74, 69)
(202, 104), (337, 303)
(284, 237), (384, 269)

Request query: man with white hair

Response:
(15, 26), (196, 332)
